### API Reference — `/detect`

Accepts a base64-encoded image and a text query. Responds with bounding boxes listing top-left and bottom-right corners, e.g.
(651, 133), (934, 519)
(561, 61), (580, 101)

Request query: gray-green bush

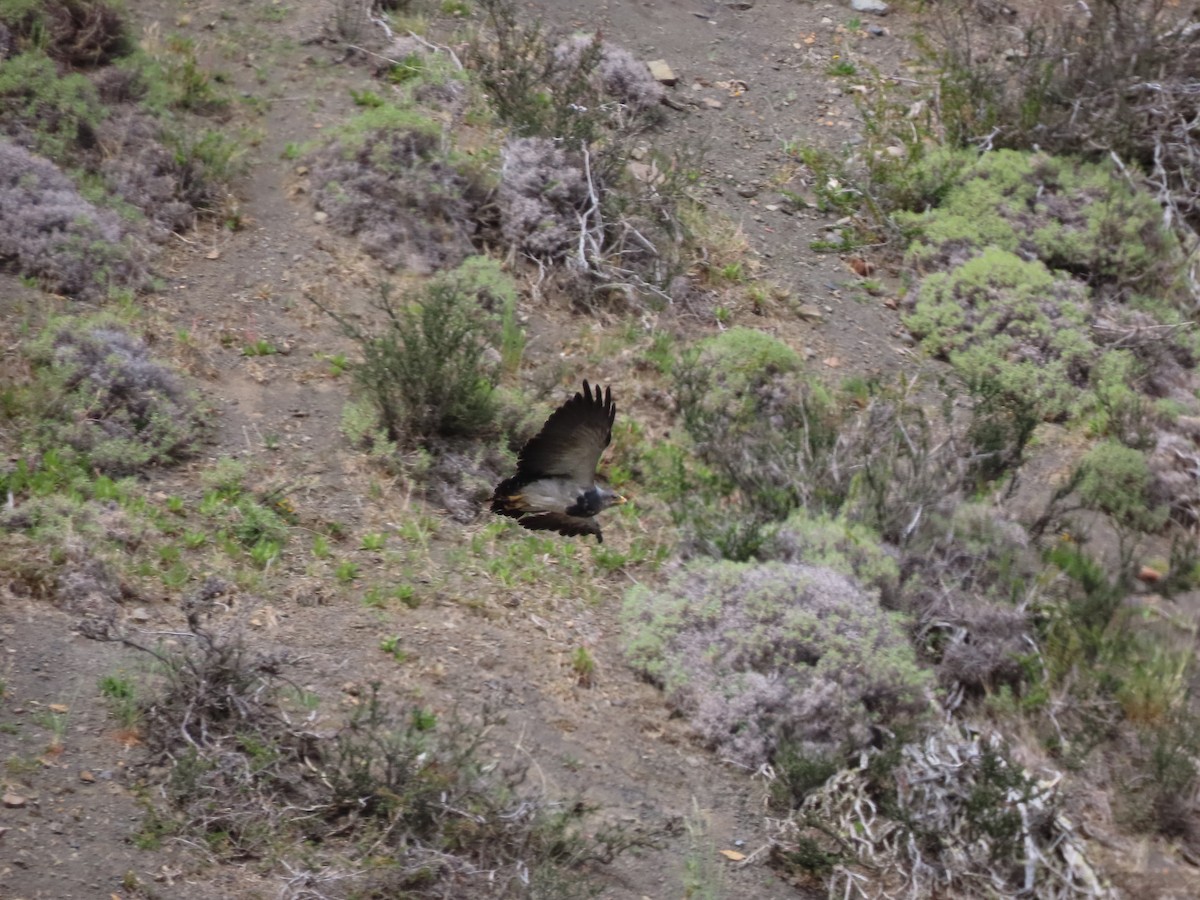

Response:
(309, 106), (484, 274)
(0, 139), (145, 299)
(470, 0), (662, 143)
(25, 319), (206, 473)
(756, 509), (900, 601)
(622, 559), (931, 766)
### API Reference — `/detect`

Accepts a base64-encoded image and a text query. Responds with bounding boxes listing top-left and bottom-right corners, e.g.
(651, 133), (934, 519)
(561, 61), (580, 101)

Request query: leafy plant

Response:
(570, 646), (595, 688)
(359, 532), (386, 551)
(99, 673), (141, 731)
(321, 265), (509, 447)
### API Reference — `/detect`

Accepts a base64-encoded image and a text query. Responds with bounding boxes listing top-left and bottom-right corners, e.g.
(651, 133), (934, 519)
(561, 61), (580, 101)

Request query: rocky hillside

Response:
(2, 1), (1199, 897)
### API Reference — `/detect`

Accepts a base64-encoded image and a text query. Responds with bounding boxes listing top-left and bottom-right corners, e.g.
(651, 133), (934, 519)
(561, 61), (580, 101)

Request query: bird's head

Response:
(596, 484), (627, 511)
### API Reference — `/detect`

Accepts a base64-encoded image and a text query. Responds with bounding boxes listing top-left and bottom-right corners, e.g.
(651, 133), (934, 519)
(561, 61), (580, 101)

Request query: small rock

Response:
(128, 607), (150, 623)
(313, 210), (328, 224)
(628, 160), (665, 185)
(725, 1), (754, 8)
(646, 59), (677, 86)
(848, 257), (876, 277)
(736, 186), (758, 198)
(796, 304), (824, 321)
(851, 0), (889, 14)
(867, 23), (887, 36)
(3, 793), (28, 808)
(701, 97), (723, 109)
(79, 770), (96, 784)
(295, 165), (309, 176)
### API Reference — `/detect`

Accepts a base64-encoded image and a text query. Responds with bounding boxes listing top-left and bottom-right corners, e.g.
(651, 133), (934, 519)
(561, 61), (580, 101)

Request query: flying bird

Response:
(491, 380), (626, 542)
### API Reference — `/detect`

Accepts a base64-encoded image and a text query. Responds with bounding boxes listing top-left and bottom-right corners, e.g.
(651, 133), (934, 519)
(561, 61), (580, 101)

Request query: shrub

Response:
(309, 106), (484, 273)
(497, 136), (588, 260)
(1077, 440), (1168, 536)
(756, 509), (899, 600)
(929, 0), (1200, 233)
(905, 247), (1093, 423)
(1121, 720), (1200, 845)
(552, 34), (665, 115)
(0, 49), (105, 157)
(0, 139), (145, 299)
(84, 616), (658, 892)
(675, 328), (840, 518)
(622, 559), (931, 766)
(899, 503), (1038, 693)
(94, 109), (205, 234)
(899, 151), (1178, 293)
(325, 259), (514, 446)
(773, 725), (1095, 897)
(1148, 417), (1200, 528)
(0, 0), (131, 66)
(471, 0), (660, 141)
(900, 150), (1196, 442)
(28, 319), (207, 473)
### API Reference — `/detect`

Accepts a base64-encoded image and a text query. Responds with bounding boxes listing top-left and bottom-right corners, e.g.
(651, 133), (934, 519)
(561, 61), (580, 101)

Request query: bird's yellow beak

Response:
(616, 493), (629, 505)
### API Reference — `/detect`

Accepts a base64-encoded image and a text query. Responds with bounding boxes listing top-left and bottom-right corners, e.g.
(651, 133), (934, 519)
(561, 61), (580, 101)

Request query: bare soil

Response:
(4, 1), (1197, 898)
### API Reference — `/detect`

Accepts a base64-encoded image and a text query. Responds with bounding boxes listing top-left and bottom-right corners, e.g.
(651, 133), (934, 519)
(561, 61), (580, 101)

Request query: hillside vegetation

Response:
(1, 0), (1199, 897)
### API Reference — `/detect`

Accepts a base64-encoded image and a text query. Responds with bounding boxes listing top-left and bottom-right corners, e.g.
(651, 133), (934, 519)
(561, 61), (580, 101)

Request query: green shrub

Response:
(1077, 440), (1168, 535)
(622, 559), (931, 766)
(675, 328), (840, 519)
(900, 150), (1195, 444)
(0, 49), (105, 158)
(757, 509), (899, 599)
(326, 259), (517, 446)
(929, 0), (1200, 232)
(899, 150), (1178, 293)
(906, 247), (1092, 423)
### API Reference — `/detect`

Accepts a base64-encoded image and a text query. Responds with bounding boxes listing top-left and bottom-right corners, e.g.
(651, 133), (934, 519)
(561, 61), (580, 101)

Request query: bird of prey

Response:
(491, 380), (626, 543)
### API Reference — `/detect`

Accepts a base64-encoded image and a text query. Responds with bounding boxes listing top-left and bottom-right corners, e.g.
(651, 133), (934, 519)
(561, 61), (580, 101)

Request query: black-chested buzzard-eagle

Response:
(490, 380), (626, 542)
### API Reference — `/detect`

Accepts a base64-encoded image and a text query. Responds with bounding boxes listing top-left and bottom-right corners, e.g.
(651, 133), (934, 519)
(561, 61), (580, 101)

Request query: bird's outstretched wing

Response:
(516, 512), (604, 542)
(514, 380), (615, 484)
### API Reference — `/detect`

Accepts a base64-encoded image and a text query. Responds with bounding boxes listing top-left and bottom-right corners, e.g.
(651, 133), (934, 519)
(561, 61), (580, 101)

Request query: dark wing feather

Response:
(516, 512), (603, 543)
(514, 380), (616, 484)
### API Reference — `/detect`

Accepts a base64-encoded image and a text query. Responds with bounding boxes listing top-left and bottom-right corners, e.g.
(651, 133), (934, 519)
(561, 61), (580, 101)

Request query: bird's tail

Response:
(490, 477), (528, 519)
